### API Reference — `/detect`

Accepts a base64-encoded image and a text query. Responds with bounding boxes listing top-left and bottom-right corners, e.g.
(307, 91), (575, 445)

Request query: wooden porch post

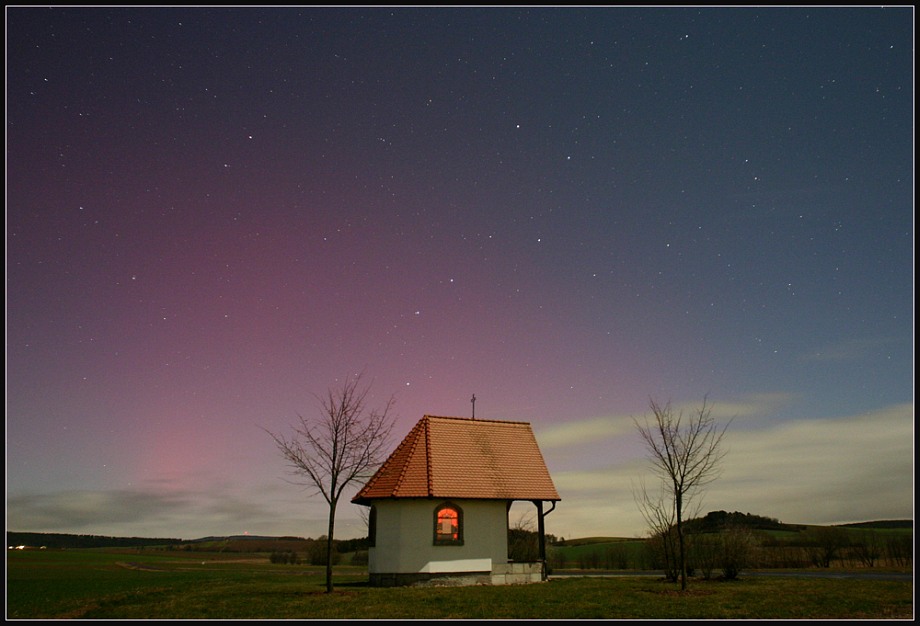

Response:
(534, 499), (546, 580)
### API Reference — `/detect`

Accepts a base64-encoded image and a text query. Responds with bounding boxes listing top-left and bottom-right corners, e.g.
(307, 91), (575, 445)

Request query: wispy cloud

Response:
(7, 489), (195, 531)
(536, 414), (635, 449)
(6, 482), (338, 540)
(8, 401), (912, 541)
(540, 402), (914, 537)
(713, 402), (914, 524)
(536, 393), (797, 451)
(799, 337), (902, 362)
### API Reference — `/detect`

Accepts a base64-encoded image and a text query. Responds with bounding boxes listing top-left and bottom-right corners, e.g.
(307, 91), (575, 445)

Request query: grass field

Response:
(548, 525), (913, 571)
(6, 548), (913, 619)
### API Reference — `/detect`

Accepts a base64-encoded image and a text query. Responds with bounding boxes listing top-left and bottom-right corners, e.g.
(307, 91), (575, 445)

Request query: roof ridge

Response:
(392, 418), (426, 498)
(423, 416), (433, 496)
(424, 414), (533, 426)
(354, 417), (423, 500)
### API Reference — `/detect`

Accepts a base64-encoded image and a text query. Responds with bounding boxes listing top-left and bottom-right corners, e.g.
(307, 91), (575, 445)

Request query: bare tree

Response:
(508, 511), (540, 562)
(634, 396), (730, 590)
(265, 374), (395, 593)
(633, 479), (681, 582)
(805, 526), (850, 568)
(718, 523), (755, 579)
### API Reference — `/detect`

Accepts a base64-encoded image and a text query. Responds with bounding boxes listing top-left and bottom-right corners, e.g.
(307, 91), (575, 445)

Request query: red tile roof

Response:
(352, 415), (560, 504)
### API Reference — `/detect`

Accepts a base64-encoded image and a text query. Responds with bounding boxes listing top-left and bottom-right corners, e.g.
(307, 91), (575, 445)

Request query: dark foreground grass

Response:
(6, 549), (913, 620)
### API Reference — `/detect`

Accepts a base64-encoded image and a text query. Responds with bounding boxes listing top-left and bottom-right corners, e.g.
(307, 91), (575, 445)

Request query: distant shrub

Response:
(804, 527), (850, 568)
(884, 534), (912, 567)
(691, 533), (720, 580)
(307, 539), (341, 566)
(547, 547), (567, 569)
(269, 551), (300, 564)
(719, 525), (755, 579)
(508, 527), (540, 562)
(850, 531), (883, 568)
(350, 550), (368, 566)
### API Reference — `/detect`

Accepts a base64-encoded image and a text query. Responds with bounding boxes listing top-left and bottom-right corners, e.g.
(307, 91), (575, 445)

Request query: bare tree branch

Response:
(263, 373), (395, 593)
(633, 395), (731, 591)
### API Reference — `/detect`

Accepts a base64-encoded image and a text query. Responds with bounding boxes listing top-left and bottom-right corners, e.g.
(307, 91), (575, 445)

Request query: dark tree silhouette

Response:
(634, 396), (731, 590)
(265, 374), (395, 593)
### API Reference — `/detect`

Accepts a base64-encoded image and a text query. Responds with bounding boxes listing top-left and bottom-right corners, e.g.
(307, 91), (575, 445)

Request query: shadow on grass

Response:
(335, 580), (371, 588)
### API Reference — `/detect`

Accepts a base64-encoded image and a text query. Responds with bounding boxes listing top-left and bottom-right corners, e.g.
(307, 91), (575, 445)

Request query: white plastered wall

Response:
(368, 498), (509, 574)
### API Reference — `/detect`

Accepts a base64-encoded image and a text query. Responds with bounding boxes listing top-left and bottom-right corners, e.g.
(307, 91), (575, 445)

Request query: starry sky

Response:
(6, 7), (914, 541)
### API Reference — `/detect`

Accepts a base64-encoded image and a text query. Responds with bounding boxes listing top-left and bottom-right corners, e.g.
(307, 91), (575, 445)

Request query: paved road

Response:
(550, 569), (913, 582)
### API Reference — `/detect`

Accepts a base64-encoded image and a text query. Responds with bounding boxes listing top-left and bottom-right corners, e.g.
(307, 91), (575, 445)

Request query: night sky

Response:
(7, 7), (913, 541)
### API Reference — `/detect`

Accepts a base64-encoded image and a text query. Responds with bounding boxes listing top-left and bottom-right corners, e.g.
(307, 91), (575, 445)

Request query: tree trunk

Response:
(676, 493), (687, 591)
(325, 501), (336, 593)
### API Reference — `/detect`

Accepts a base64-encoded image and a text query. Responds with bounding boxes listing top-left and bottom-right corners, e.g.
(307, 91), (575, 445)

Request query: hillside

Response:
(6, 531), (363, 551)
(8, 515), (911, 550)
(7, 532), (183, 549)
(839, 520), (913, 529)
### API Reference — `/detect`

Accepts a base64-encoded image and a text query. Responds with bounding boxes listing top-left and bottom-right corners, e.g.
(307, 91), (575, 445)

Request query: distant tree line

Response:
(266, 536), (374, 566)
(757, 526), (913, 569)
(545, 512), (913, 575)
(683, 510), (805, 533)
(6, 532), (182, 549)
(335, 536), (370, 554)
(6, 531), (373, 553)
(505, 516), (561, 562)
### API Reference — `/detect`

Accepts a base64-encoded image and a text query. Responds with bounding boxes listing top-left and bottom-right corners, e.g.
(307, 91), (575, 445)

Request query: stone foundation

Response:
(490, 561), (544, 585)
(369, 562), (544, 587)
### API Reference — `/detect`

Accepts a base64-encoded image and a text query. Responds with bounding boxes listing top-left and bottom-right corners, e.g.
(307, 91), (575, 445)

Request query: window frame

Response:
(432, 501), (464, 546)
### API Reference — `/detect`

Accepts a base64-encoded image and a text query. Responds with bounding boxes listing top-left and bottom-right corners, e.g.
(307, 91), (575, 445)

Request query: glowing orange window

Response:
(433, 503), (463, 545)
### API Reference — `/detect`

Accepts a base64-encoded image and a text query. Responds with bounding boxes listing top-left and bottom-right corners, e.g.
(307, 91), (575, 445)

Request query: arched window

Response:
(433, 502), (463, 545)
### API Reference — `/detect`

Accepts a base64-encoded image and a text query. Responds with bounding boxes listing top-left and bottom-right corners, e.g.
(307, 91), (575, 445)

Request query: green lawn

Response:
(6, 549), (913, 619)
